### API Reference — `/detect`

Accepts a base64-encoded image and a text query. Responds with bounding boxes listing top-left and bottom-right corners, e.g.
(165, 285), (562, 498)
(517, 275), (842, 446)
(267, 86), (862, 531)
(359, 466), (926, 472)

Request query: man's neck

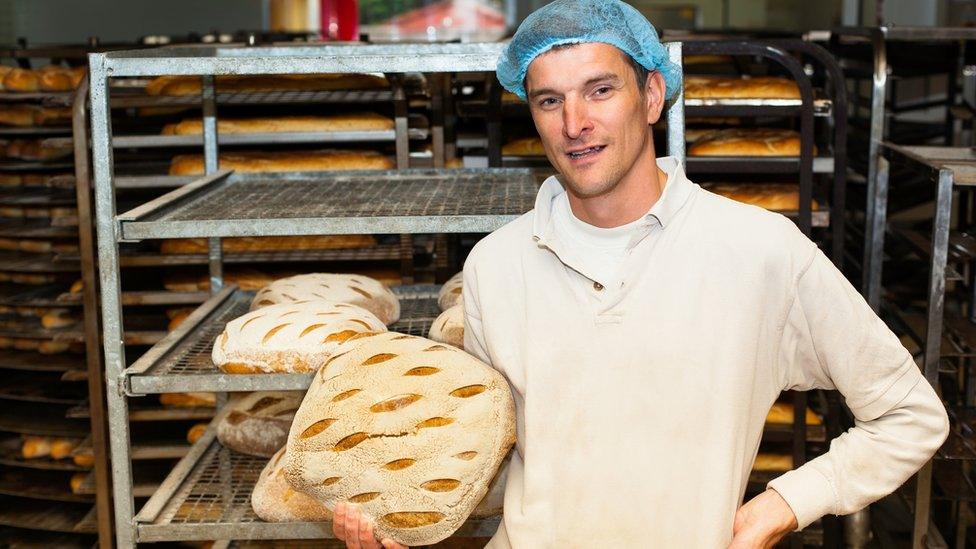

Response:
(566, 154), (667, 229)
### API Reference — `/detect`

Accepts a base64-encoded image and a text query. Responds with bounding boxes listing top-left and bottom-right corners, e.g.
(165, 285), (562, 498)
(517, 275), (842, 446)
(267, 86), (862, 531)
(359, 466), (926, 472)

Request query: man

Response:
(333, 0), (950, 547)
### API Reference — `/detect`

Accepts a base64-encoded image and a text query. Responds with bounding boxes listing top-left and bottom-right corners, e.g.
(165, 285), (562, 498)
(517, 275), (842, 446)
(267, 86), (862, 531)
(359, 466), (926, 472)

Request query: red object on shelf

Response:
(320, 0), (359, 41)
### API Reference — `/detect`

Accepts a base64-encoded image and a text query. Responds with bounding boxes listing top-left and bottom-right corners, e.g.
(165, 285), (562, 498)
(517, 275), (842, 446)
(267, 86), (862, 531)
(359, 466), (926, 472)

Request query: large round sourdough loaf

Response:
(252, 447), (333, 522)
(283, 331), (516, 546)
(212, 300), (387, 374)
(217, 391), (303, 457)
(428, 304), (464, 349)
(437, 272), (463, 311)
(250, 273), (400, 326)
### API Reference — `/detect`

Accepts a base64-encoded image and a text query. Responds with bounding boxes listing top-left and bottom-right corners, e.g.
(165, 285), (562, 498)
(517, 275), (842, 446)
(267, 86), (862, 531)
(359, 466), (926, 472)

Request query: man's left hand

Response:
(727, 489), (798, 549)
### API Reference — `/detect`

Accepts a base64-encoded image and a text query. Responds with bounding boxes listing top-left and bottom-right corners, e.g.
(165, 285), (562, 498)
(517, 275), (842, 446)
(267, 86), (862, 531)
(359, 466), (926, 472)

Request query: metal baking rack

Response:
(122, 284), (441, 395)
(864, 144), (976, 547)
(0, 467), (92, 503)
(825, 27), (976, 312)
(89, 41), (686, 547)
(0, 495), (95, 534)
(0, 434), (85, 471)
(0, 53), (95, 549)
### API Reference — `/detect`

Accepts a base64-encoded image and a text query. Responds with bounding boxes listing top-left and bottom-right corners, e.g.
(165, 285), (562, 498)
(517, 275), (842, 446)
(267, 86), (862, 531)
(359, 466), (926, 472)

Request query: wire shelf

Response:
(137, 440), (500, 542)
(118, 169), (539, 239)
(126, 284), (441, 394)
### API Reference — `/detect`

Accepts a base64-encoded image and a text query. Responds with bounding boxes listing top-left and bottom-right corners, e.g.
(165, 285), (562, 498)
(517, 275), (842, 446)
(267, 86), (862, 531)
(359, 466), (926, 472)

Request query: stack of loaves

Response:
(209, 272), (515, 545)
(428, 272), (465, 349)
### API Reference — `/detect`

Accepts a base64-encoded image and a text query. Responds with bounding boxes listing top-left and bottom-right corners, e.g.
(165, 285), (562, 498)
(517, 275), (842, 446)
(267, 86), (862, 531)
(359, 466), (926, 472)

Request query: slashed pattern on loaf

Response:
(250, 273), (400, 325)
(212, 300), (387, 374)
(283, 332), (515, 546)
(251, 447), (333, 522)
(428, 304), (464, 349)
(437, 272), (463, 312)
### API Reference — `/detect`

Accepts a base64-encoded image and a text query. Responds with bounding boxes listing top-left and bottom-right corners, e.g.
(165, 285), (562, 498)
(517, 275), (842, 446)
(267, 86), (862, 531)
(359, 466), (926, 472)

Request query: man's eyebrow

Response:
(527, 72), (622, 100)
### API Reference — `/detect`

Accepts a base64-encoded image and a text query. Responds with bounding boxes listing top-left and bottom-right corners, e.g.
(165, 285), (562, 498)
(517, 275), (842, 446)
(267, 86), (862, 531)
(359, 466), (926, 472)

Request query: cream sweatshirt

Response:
(462, 157), (949, 548)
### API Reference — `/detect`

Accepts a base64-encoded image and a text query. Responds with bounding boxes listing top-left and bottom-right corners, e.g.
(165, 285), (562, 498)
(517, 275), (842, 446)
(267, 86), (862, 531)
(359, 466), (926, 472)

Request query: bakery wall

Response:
(0, 0), (266, 45)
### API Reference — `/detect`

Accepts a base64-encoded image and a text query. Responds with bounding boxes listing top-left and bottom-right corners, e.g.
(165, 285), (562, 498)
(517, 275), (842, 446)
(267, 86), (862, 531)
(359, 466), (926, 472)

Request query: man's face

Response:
(524, 42), (664, 198)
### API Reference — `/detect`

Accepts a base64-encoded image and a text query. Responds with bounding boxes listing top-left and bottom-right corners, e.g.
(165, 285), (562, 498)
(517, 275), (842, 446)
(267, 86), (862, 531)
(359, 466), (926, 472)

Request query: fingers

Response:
(381, 539), (408, 549)
(359, 514), (380, 549)
(344, 504), (363, 549)
(333, 501), (347, 541)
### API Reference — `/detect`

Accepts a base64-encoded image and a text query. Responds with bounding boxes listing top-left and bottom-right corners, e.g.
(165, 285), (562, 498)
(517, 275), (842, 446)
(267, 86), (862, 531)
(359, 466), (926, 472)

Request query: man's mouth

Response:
(566, 145), (605, 160)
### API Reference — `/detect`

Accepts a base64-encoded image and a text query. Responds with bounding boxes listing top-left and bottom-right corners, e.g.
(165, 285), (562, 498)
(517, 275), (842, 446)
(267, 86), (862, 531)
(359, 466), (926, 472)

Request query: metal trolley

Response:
(88, 41), (686, 547)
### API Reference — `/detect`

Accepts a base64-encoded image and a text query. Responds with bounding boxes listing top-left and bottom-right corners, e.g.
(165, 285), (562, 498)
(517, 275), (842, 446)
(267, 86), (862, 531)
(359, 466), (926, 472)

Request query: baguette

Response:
(684, 76), (800, 100)
(146, 73), (388, 96)
(168, 149), (395, 175)
(160, 235), (377, 254)
(161, 113), (394, 135)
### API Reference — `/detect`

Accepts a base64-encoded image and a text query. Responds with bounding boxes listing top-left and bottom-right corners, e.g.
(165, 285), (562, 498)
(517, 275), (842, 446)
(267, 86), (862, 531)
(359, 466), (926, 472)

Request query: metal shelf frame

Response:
(869, 143), (976, 548)
(828, 27), (976, 314)
(88, 41), (687, 548)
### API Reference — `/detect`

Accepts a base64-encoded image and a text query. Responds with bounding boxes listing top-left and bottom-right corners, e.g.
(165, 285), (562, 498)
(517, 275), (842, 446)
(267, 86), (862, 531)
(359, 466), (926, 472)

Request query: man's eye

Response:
(595, 86), (611, 95)
(539, 98), (557, 106)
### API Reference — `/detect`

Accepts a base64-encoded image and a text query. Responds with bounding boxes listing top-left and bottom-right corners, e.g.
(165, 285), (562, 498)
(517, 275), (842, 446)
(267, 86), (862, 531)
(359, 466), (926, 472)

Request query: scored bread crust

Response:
(702, 183), (820, 212)
(688, 129), (806, 157)
(252, 447), (333, 522)
(145, 73), (389, 96)
(217, 391), (303, 457)
(428, 304), (464, 349)
(212, 300), (388, 374)
(437, 272), (463, 311)
(168, 149), (395, 175)
(283, 331), (516, 546)
(161, 113), (394, 135)
(250, 273), (400, 326)
(684, 76), (800, 99)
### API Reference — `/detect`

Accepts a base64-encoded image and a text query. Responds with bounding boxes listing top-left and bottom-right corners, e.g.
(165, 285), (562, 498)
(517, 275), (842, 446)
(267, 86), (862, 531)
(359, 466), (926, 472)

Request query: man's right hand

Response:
(333, 501), (409, 549)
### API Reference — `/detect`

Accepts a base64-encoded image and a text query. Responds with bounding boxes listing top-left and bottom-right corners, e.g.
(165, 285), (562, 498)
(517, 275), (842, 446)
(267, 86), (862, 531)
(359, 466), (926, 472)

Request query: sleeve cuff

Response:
(767, 465), (838, 530)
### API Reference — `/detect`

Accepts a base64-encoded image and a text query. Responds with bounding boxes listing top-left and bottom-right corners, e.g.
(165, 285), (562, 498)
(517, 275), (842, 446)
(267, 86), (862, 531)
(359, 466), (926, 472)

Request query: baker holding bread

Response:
(333, 0), (950, 547)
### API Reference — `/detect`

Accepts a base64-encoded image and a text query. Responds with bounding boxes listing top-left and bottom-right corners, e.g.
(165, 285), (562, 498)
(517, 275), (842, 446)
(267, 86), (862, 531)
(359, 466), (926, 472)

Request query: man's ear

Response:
(645, 70), (667, 125)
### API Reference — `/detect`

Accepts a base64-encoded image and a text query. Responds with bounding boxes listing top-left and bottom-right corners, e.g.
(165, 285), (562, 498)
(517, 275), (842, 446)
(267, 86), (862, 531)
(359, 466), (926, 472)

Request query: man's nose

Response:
(562, 96), (592, 140)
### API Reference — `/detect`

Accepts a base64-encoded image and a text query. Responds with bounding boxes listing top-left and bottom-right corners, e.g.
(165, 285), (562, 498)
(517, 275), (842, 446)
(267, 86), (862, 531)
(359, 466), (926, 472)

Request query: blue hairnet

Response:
(497, 0), (682, 101)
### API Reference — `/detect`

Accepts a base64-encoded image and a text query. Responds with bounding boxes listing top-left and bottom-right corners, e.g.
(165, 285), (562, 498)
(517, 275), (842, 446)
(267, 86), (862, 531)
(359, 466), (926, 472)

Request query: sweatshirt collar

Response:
(532, 156), (694, 246)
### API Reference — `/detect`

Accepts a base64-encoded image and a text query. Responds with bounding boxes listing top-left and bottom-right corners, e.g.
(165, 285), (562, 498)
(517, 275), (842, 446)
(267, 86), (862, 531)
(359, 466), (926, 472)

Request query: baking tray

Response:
(0, 524), (94, 547)
(0, 371), (86, 404)
(0, 434), (86, 471)
(0, 467), (93, 503)
(67, 400), (215, 422)
(0, 282), (78, 307)
(135, 438), (499, 542)
(0, 400), (89, 437)
(110, 128), (429, 148)
(0, 350), (85, 374)
(0, 251), (79, 273)
(0, 495), (92, 533)
(125, 284), (441, 395)
(0, 219), (78, 239)
(0, 188), (76, 207)
(116, 169), (540, 240)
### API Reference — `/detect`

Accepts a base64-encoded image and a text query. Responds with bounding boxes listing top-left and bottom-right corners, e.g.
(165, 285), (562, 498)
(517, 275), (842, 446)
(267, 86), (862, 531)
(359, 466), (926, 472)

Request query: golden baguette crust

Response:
(146, 74), (389, 96)
(168, 150), (395, 175)
(684, 76), (800, 100)
(702, 183), (820, 212)
(689, 129), (806, 157)
(3, 68), (39, 92)
(160, 235), (377, 254)
(161, 113), (394, 135)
